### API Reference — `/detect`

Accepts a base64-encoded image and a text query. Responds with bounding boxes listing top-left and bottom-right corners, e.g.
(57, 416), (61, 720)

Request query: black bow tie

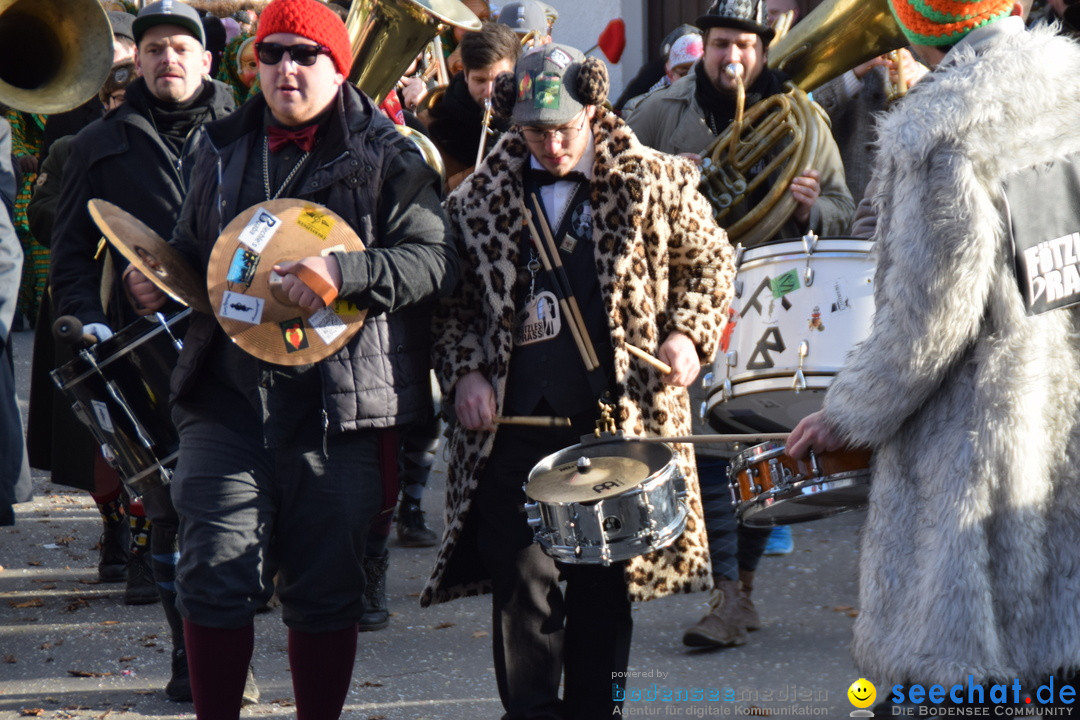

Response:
(526, 167), (589, 187)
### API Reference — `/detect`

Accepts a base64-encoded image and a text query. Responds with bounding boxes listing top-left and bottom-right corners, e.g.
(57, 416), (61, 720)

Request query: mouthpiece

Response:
(725, 63), (743, 78)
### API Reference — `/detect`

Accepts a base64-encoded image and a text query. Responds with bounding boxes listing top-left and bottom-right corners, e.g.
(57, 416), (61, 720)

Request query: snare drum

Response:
(703, 236), (875, 433)
(51, 310), (189, 495)
(524, 439), (688, 565)
(728, 441), (871, 527)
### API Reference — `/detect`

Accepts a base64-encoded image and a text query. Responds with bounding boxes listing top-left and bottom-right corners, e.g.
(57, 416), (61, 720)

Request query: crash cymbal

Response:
(525, 455), (650, 503)
(88, 198), (212, 315)
(207, 199), (367, 366)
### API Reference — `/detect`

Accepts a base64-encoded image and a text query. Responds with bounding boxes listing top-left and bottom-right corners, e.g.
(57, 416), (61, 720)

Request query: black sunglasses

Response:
(255, 42), (331, 67)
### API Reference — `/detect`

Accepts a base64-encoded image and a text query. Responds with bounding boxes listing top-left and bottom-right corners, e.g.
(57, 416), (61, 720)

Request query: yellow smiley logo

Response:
(848, 678), (876, 709)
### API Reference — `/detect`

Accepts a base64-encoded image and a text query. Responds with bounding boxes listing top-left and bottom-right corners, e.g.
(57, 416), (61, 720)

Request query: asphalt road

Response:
(1, 327), (864, 719)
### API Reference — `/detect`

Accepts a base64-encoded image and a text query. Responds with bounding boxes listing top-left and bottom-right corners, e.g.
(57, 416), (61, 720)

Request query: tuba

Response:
(0, 0), (113, 114)
(343, 0), (481, 185)
(344, 0), (482, 105)
(698, 0), (908, 246)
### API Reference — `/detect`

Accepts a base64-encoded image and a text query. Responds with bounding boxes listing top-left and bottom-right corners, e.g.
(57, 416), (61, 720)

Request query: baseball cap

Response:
(498, 0), (548, 35)
(107, 10), (135, 42)
(510, 43), (608, 126)
(133, 0), (206, 47)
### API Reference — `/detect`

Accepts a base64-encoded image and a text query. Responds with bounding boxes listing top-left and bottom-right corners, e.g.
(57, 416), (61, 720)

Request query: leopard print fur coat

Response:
(421, 107), (735, 606)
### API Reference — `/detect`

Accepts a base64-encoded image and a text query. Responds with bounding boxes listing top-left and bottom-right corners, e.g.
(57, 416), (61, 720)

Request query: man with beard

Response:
(49, 0), (235, 702)
(419, 21), (520, 190)
(626, 0), (852, 242)
(625, 0), (853, 652)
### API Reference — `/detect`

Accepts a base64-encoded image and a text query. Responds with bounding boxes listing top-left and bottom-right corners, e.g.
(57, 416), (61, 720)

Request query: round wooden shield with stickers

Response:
(206, 199), (367, 366)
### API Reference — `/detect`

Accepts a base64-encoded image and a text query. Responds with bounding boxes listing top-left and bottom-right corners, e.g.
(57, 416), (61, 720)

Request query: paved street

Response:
(1, 327), (863, 719)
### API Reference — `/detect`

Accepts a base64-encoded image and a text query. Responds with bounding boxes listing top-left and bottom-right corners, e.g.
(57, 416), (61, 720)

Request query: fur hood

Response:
(825, 18), (1080, 685)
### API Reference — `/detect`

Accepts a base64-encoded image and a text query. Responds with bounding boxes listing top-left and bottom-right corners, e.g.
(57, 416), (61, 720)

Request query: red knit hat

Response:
(888, 0), (1014, 46)
(256, 0), (353, 76)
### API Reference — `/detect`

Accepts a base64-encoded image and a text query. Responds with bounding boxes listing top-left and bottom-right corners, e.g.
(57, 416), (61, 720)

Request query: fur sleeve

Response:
(431, 193), (489, 400)
(662, 160), (736, 361)
(823, 142), (1001, 447)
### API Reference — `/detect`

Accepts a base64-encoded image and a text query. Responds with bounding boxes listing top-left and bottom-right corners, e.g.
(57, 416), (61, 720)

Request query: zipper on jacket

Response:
(321, 409), (330, 459)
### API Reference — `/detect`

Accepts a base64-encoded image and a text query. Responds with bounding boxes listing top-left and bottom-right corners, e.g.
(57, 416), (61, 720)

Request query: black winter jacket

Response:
(50, 78), (235, 327)
(170, 85), (459, 431)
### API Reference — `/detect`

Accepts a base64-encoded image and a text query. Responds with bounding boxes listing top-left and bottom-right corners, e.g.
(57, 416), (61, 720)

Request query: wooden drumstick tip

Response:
(495, 416), (572, 428)
(626, 343), (673, 376)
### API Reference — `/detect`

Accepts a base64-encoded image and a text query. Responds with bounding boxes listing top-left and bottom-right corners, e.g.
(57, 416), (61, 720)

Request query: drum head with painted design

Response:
(207, 199), (367, 366)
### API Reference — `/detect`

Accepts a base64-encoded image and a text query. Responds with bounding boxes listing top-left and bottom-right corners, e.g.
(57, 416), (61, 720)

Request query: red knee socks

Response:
(183, 619), (254, 720)
(288, 624), (359, 720)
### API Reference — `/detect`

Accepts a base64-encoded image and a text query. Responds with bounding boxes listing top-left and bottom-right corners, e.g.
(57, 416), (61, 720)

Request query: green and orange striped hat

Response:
(888, 0), (1014, 46)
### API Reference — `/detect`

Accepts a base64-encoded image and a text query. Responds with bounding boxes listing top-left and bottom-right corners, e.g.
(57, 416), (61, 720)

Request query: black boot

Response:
(396, 497), (437, 548)
(358, 551), (390, 632)
(125, 548), (159, 605)
(166, 646), (192, 702)
(97, 517), (129, 583)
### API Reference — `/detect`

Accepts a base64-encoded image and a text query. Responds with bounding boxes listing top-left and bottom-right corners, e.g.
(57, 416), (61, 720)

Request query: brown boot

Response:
(738, 569), (762, 631)
(682, 578), (749, 648)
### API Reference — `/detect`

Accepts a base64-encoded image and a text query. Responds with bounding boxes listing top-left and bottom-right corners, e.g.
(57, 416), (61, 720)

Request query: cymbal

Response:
(88, 198), (212, 315)
(526, 455), (650, 503)
(206, 199), (367, 366)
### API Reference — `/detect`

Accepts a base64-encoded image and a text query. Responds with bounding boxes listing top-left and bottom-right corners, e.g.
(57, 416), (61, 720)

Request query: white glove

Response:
(84, 323), (114, 342)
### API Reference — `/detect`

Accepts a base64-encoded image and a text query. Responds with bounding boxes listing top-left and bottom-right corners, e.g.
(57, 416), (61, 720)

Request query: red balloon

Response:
(598, 19), (626, 64)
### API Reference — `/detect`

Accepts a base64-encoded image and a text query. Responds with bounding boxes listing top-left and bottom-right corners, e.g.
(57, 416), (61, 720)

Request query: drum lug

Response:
(802, 232), (818, 286)
(523, 501), (542, 529)
(808, 449), (822, 477)
(701, 371), (714, 390)
(100, 443), (119, 467)
(733, 278), (743, 299)
(733, 242), (745, 270)
(792, 341), (809, 393)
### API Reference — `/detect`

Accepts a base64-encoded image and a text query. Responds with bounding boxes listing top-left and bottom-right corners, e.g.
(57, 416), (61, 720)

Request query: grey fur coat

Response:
(822, 18), (1080, 685)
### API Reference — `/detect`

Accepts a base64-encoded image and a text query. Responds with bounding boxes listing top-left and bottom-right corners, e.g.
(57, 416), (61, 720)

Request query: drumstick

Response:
(495, 415), (572, 427)
(529, 193), (601, 371)
(626, 343), (672, 376)
(519, 207), (597, 371)
(624, 433), (790, 444)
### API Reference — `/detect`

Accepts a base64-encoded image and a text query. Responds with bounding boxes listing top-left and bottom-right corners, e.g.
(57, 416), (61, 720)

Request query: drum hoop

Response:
(730, 441), (787, 470)
(531, 461), (680, 508)
(54, 309), (191, 390)
(737, 472), (869, 528)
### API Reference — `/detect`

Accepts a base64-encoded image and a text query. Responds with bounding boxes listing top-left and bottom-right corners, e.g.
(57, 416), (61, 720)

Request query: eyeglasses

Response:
(255, 42), (331, 67)
(521, 112), (588, 144)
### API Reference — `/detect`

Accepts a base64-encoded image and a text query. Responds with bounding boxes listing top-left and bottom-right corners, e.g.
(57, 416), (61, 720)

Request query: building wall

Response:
(514, 0), (646, 101)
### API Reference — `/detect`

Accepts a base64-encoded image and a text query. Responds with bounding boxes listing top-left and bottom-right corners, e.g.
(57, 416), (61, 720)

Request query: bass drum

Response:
(704, 236), (875, 433)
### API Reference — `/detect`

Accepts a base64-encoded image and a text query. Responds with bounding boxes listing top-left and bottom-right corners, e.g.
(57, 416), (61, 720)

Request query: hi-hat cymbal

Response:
(88, 198), (211, 314)
(525, 455), (650, 503)
(207, 199), (367, 366)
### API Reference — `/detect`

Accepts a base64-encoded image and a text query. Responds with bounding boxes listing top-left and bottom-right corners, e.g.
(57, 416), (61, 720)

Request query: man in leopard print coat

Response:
(421, 44), (735, 719)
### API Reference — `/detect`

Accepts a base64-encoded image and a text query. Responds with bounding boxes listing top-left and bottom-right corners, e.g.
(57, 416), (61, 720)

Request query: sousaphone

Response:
(698, 0), (908, 247)
(0, 0), (113, 114)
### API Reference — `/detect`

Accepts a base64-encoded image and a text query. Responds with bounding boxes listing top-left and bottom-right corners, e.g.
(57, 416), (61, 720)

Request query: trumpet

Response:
(884, 49), (909, 102)
(475, 97), (494, 169)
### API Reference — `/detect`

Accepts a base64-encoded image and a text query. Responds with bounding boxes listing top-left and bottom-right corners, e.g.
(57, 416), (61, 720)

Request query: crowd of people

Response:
(2, 0), (1080, 718)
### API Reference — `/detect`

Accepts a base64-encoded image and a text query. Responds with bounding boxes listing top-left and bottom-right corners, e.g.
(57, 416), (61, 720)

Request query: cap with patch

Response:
(888, 0), (1014, 47)
(508, 43), (609, 126)
(99, 61), (137, 105)
(107, 10), (135, 42)
(696, 0), (774, 44)
(133, 0), (206, 47)
(497, 0), (548, 35)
